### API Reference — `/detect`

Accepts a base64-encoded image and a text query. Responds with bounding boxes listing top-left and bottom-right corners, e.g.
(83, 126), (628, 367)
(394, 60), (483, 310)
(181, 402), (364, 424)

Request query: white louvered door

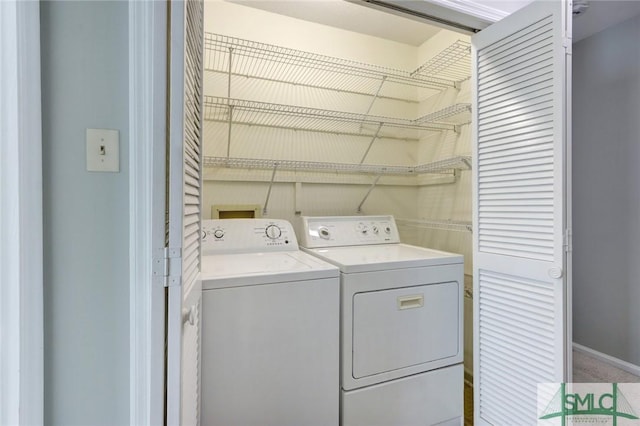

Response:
(166, 0), (204, 425)
(472, 1), (571, 425)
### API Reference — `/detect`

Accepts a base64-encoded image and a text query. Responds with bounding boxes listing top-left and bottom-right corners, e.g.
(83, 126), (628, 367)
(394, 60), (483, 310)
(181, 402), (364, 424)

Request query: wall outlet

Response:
(86, 128), (119, 172)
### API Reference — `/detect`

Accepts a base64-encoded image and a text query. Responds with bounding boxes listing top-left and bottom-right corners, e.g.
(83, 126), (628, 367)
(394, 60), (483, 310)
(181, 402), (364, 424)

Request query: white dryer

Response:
(298, 215), (464, 426)
(200, 219), (340, 426)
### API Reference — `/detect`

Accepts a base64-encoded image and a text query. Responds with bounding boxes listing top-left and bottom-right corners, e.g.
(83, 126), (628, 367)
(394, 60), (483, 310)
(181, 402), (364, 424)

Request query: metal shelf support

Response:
(357, 174), (382, 213)
(262, 163), (278, 215)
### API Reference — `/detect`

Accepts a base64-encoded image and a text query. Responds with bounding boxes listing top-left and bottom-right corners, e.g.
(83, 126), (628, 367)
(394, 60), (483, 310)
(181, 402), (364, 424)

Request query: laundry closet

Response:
(183, 0), (640, 425)
(201, 0), (475, 374)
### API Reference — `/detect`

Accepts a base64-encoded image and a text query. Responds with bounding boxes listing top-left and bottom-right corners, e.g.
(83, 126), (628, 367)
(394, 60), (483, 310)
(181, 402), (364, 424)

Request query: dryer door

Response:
(352, 282), (460, 379)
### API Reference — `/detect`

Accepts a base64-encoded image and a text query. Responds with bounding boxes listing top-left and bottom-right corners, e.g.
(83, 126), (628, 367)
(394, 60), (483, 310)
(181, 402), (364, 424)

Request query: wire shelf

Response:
(203, 155), (471, 176)
(414, 156), (471, 174)
(417, 103), (471, 125)
(396, 218), (473, 233)
(204, 33), (471, 97)
(411, 40), (471, 82)
(204, 96), (470, 139)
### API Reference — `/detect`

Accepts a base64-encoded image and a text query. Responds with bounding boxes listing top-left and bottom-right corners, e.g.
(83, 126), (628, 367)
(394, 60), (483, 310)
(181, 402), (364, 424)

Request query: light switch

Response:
(86, 128), (119, 172)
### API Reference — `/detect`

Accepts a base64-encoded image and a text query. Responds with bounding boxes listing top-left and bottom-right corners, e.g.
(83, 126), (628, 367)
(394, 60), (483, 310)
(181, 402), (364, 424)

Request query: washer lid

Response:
(201, 251), (339, 290)
(304, 243), (462, 273)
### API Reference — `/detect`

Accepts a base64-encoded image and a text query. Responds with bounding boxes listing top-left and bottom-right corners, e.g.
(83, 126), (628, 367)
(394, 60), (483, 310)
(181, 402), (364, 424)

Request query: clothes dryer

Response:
(201, 219), (340, 426)
(298, 215), (464, 426)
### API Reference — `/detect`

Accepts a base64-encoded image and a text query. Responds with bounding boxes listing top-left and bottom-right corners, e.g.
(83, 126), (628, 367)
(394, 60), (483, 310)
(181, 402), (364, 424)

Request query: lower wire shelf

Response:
(396, 218), (473, 233)
(203, 155), (471, 176)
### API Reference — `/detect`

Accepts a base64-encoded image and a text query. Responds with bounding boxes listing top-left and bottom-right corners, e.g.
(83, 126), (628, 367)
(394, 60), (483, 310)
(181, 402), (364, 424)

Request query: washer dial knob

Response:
(265, 224), (282, 240)
(372, 225), (379, 234)
(213, 229), (225, 239)
(318, 226), (331, 240)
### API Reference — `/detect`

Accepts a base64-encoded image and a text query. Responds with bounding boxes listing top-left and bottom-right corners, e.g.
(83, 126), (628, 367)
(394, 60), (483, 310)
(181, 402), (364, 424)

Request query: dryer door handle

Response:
(397, 294), (424, 310)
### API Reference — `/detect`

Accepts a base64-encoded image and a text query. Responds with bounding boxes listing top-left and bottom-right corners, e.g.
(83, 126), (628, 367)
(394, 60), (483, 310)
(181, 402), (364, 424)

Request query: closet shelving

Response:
(204, 33), (472, 98)
(203, 96), (471, 139)
(203, 155), (472, 177)
(396, 218), (473, 233)
(203, 32), (472, 180)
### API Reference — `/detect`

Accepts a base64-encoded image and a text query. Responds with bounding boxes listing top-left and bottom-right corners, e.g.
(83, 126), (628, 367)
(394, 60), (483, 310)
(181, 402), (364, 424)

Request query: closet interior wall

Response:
(203, 2), (473, 370)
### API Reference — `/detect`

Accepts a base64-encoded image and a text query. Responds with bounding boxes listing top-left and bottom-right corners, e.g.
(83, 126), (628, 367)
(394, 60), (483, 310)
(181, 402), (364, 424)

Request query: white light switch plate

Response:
(86, 128), (119, 172)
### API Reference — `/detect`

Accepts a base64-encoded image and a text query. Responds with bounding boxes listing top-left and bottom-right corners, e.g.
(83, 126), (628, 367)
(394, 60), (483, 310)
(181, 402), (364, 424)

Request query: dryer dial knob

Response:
(265, 224), (282, 239)
(213, 229), (225, 239)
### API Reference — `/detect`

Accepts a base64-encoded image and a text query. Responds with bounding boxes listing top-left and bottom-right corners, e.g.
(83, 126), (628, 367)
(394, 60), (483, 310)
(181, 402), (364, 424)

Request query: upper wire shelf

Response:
(204, 33), (471, 98)
(204, 96), (470, 139)
(203, 155), (471, 176)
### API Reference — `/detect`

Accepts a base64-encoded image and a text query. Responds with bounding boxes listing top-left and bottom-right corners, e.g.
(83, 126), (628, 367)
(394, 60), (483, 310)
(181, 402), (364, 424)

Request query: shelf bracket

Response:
(359, 76), (387, 132)
(227, 47), (233, 99)
(226, 105), (233, 158)
(262, 163), (278, 215)
(360, 122), (383, 164)
(357, 174), (381, 213)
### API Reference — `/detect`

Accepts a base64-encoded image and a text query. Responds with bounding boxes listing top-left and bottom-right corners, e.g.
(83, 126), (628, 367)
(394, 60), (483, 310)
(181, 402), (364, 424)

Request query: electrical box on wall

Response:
(212, 204), (262, 219)
(86, 128), (119, 172)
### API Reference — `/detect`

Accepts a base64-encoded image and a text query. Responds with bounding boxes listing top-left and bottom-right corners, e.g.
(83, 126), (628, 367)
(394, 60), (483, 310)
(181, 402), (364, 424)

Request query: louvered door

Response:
(166, 0), (204, 425)
(472, 1), (571, 424)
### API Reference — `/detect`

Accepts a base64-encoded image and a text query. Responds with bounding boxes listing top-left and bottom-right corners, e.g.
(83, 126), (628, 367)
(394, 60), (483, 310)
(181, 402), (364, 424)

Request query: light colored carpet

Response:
(573, 349), (640, 383)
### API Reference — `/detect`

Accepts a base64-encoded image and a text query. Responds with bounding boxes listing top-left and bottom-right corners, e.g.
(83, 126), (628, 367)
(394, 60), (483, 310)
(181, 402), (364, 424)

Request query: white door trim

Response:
(0, 1), (44, 424)
(128, 1), (168, 424)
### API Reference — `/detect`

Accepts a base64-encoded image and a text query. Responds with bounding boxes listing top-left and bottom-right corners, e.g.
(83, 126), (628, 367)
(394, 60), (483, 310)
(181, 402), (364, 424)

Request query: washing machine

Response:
(298, 215), (464, 426)
(200, 218), (340, 426)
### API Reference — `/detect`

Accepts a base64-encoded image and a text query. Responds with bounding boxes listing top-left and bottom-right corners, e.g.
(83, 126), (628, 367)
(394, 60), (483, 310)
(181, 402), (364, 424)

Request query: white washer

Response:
(201, 219), (340, 426)
(298, 215), (464, 426)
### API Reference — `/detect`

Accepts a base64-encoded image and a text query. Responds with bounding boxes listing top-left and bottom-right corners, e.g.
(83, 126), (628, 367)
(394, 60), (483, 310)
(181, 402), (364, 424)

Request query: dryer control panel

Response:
(298, 215), (400, 248)
(202, 219), (298, 255)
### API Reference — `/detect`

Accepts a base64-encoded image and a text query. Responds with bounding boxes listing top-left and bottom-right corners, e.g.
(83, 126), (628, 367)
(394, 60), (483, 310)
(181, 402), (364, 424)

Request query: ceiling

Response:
(226, 0), (442, 46)
(573, 0), (640, 42)
(227, 0), (640, 45)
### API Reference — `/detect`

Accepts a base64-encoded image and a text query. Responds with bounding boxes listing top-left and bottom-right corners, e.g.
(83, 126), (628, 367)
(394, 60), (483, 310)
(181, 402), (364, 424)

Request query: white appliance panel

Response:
(201, 251), (338, 289)
(352, 281), (460, 378)
(297, 215), (400, 248)
(202, 218), (298, 255)
(341, 263), (463, 390)
(201, 277), (340, 426)
(341, 364), (463, 426)
(305, 243), (462, 273)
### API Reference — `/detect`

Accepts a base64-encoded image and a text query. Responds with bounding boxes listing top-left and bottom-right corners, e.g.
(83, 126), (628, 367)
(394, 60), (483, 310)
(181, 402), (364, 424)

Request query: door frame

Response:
(128, 1), (168, 424)
(0, 1), (44, 424)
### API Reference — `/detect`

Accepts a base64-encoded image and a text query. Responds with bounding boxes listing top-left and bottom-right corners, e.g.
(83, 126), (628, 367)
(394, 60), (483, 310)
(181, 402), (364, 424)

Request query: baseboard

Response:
(573, 342), (640, 377)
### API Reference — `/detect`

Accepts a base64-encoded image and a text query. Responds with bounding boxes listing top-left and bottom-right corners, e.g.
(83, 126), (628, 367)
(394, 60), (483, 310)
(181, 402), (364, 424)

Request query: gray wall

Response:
(572, 13), (640, 366)
(41, 1), (129, 424)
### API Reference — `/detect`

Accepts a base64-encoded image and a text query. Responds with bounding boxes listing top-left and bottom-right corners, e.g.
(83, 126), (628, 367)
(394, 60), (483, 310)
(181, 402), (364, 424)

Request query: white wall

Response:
(572, 13), (640, 366)
(202, 0), (427, 221)
(40, 2), (129, 424)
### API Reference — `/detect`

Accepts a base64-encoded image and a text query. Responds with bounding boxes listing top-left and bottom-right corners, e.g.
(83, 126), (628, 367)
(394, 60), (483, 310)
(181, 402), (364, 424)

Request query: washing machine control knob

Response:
(318, 226), (331, 240)
(213, 229), (225, 239)
(265, 224), (282, 239)
(372, 225), (379, 234)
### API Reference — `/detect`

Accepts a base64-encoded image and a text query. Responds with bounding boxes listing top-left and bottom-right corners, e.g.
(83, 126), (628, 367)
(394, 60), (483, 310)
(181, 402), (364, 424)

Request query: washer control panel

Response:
(202, 219), (298, 255)
(298, 215), (400, 248)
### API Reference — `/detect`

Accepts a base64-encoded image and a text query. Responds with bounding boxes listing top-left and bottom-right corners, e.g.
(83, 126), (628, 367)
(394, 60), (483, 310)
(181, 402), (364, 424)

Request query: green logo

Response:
(539, 383), (639, 425)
